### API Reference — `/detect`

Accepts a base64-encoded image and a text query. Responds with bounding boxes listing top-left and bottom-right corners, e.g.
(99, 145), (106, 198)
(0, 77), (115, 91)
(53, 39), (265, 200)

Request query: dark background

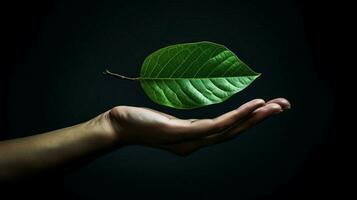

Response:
(1, 0), (350, 199)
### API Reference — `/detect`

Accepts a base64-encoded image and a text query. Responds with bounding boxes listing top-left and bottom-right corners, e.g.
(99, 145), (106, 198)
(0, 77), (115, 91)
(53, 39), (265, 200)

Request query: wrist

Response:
(85, 110), (123, 148)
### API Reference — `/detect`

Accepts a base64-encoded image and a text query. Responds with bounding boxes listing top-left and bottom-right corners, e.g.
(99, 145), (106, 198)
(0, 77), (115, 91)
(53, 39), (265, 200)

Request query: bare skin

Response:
(0, 98), (290, 182)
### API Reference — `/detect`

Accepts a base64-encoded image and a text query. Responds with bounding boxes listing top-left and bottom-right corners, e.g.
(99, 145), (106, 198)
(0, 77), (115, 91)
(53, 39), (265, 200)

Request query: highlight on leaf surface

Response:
(104, 41), (261, 109)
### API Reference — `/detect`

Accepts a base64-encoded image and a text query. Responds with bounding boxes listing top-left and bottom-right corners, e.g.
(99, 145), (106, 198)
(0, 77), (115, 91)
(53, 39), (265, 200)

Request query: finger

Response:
(211, 102), (283, 142)
(192, 103), (282, 147)
(266, 98), (291, 110)
(162, 103), (284, 156)
(170, 99), (266, 140)
(212, 98), (265, 127)
(177, 103), (283, 152)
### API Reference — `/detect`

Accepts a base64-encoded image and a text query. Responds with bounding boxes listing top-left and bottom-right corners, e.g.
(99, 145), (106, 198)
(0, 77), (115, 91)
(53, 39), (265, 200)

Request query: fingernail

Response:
(270, 103), (282, 110)
(268, 103), (283, 114)
(282, 99), (291, 110)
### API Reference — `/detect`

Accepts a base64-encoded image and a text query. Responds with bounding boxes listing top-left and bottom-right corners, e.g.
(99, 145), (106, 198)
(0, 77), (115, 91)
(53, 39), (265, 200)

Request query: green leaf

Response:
(104, 41), (260, 109)
(139, 41), (260, 109)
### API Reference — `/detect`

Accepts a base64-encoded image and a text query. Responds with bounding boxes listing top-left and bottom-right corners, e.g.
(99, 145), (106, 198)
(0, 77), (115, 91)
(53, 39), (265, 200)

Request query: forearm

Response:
(0, 111), (118, 182)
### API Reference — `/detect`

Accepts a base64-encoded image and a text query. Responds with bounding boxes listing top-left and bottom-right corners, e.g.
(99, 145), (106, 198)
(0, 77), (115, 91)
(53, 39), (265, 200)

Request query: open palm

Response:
(107, 98), (290, 156)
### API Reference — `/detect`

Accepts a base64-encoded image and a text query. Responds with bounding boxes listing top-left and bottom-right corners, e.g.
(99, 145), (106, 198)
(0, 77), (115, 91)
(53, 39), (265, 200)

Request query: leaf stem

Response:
(103, 69), (140, 81)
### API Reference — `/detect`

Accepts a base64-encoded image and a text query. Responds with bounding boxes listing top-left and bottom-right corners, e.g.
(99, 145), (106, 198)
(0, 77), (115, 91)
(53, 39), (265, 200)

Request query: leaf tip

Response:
(253, 72), (262, 79)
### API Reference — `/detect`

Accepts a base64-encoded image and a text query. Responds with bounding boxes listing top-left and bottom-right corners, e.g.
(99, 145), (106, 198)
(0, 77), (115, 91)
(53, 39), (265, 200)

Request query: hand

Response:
(0, 98), (290, 181)
(104, 98), (290, 156)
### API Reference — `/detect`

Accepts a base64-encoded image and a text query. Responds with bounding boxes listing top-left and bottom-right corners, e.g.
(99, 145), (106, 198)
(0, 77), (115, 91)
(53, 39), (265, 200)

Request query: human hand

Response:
(103, 98), (290, 156)
(0, 98), (290, 181)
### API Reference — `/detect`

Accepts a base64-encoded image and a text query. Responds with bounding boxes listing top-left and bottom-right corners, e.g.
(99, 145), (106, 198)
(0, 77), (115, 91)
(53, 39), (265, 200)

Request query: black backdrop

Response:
(1, 0), (348, 199)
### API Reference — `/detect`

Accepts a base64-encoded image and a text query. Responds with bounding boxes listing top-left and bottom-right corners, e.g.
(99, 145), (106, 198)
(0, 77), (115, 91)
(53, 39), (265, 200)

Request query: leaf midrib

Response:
(139, 75), (260, 81)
